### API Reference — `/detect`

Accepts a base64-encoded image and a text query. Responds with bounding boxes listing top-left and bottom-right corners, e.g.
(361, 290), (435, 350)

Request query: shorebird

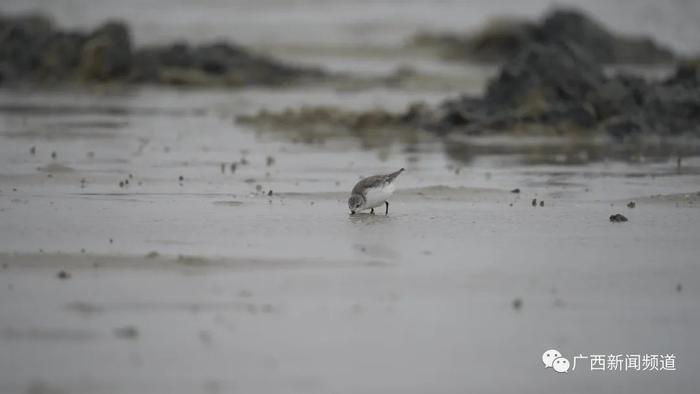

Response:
(348, 168), (404, 215)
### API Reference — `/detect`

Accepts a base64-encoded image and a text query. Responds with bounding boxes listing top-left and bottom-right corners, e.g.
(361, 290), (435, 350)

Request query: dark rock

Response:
(627, 201), (636, 209)
(538, 9), (675, 64)
(0, 12), (323, 87)
(485, 40), (604, 108)
(113, 325), (139, 339)
(416, 8), (676, 65)
(79, 21), (132, 81)
(41, 32), (87, 80)
(431, 40), (700, 138)
(531, 198), (537, 206)
(463, 19), (539, 63)
(480, 40), (603, 130)
(131, 41), (322, 86)
(603, 115), (644, 140)
(510, 188), (520, 193)
(666, 61), (700, 88)
(0, 13), (55, 82)
(512, 297), (523, 311)
(57, 270), (70, 279)
(609, 213), (628, 222)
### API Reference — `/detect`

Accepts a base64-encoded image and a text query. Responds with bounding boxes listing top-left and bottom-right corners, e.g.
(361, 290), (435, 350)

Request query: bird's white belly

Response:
(363, 183), (395, 210)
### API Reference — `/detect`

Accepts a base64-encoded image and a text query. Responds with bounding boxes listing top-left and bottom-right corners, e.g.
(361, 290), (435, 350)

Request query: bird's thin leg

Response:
(370, 208), (374, 214)
(385, 201), (389, 215)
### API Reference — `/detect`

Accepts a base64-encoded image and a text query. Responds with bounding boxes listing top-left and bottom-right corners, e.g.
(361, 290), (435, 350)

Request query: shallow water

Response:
(2, 1), (700, 393)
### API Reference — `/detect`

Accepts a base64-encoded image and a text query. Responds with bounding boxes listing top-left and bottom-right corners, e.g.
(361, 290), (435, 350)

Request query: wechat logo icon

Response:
(543, 349), (570, 373)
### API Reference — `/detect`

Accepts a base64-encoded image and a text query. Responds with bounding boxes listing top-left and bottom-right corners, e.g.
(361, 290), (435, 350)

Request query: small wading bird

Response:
(348, 168), (404, 215)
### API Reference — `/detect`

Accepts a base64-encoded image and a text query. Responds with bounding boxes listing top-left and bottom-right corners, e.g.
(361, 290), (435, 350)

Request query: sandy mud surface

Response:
(1, 86), (699, 394)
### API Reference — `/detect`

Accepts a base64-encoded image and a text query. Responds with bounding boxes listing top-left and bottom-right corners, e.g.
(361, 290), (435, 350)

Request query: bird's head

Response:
(348, 194), (364, 214)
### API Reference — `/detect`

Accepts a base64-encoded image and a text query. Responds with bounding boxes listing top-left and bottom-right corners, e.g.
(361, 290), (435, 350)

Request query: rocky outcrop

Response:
(0, 13), (323, 87)
(413, 9), (677, 65)
(78, 21), (132, 81)
(130, 41), (322, 86)
(431, 41), (700, 137)
(239, 42), (700, 139)
(539, 10), (675, 64)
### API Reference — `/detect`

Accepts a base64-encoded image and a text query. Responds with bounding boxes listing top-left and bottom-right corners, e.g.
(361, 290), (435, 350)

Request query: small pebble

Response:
(627, 201), (636, 208)
(57, 270), (70, 279)
(30, 146), (36, 155)
(51, 151), (57, 159)
(267, 190), (273, 196)
(609, 213), (628, 223)
(114, 326), (139, 340)
(510, 188), (520, 194)
(178, 175), (184, 182)
(539, 200), (544, 207)
(676, 283), (682, 293)
(266, 156), (275, 166)
(118, 181), (124, 188)
(230, 163), (237, 173)
(531, 198), (537, 207)
(512, 298), (523, 311)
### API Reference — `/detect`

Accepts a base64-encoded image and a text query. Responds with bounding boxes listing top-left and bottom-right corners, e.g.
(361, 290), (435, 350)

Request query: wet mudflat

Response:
(2, 0), (700, 392)
(1, 87), (699, 394)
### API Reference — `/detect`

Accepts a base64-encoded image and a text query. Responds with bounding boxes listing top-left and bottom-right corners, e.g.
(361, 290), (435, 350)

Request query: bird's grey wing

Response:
(384, 168), (404, 183)
(352, 175), (387, 195)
